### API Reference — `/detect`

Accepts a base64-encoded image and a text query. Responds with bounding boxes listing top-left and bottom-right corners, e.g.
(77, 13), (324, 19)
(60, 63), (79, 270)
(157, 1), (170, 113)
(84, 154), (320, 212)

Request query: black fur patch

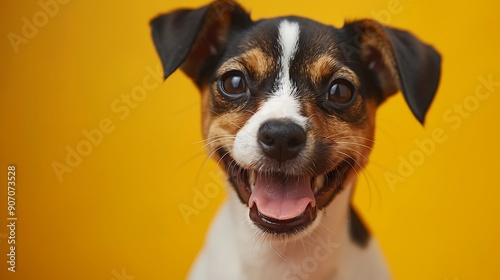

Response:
(349, 206), (371, 247)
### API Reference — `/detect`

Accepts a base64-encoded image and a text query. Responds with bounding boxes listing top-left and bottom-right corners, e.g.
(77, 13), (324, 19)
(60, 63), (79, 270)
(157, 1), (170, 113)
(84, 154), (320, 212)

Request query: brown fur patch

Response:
(334, 67), (361, 89)
(242, 48), (274, 80)
(301, 97), (376, 175)
(308, 54), (338, 84)
(217, 48), (274, 81)
(200, 87), (253, 158)
(200, 86), (213, 139)
(354, 20), (401, 97)
(306, 55), (361, 91)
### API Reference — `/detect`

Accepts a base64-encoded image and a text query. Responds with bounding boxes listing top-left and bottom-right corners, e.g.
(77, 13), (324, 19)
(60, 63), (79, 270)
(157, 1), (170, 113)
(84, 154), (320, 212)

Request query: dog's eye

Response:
(219, 72), (247, 97)
(327, 80), (355, 105)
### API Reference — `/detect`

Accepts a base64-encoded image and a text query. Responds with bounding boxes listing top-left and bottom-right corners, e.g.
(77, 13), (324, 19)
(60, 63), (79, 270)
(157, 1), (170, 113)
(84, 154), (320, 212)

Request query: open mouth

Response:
(219, 148), (354, 236)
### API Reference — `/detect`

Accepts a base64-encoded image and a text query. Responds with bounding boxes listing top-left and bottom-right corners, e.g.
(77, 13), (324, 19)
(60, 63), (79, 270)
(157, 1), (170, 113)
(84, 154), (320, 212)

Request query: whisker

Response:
(334, 135), (377, 144)
(200, 136), (236, 150)
(207, 109), (244, 129)
(334, 141), (374, 151)
(174, 149), (207, 172)
(269, 240), (287, 261)
(336, 151), (378, 209)
(192, 135), (236, 145)
(374, 126), (400, 152)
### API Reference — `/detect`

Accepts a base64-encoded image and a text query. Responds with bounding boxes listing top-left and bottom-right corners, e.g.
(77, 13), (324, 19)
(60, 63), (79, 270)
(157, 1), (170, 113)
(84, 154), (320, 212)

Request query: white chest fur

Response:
(188, 183), (391, 280)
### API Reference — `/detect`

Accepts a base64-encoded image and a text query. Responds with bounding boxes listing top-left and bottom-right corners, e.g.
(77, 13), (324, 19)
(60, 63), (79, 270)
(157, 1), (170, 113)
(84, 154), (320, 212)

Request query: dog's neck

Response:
(191, 178), (390, 280)
(226, 180), (355, 279)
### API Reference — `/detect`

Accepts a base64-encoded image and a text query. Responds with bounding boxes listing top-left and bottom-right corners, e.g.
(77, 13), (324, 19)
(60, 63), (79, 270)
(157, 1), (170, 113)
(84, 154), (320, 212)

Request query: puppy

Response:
(150, 1), (441, 279)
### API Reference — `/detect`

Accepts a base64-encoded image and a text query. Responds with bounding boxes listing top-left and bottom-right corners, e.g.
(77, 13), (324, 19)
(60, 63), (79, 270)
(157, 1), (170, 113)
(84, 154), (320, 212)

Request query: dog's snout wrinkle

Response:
(257, 119), (306, 162)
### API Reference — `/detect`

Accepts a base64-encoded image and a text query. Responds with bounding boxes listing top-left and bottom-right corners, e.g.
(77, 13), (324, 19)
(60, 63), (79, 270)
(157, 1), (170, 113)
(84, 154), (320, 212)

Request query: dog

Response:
(150, 1), (441, 279)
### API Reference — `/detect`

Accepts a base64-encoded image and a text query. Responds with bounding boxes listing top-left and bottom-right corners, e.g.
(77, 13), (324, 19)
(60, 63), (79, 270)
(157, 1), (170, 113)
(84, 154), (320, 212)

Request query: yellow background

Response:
(1, 0), (499, 279)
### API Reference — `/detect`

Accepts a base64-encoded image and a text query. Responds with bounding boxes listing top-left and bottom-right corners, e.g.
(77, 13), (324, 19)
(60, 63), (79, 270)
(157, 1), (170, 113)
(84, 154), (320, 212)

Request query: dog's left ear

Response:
(343, 20), (441, 124)
(150, 0), (252, 86)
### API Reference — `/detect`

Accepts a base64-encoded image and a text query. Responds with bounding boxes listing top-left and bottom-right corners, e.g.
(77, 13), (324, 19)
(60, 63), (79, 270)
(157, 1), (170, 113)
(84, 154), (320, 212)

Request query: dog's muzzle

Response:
(220, 119), (353, 236)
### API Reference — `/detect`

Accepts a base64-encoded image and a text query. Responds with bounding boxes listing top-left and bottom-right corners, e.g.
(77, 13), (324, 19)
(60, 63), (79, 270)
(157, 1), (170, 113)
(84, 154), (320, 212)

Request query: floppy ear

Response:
(343, 20), (441, 124)
(150, 0), (252, 86)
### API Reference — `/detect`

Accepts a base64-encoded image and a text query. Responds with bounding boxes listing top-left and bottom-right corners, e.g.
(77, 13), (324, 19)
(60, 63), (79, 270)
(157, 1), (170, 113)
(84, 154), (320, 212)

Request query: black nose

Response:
(257, 119), (307, 162)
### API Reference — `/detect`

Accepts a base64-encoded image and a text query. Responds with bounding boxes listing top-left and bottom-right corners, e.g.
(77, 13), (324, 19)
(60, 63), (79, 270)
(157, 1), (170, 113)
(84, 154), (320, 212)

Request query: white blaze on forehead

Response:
(232, 20), (307, 168)
(275, 20), (300, 97)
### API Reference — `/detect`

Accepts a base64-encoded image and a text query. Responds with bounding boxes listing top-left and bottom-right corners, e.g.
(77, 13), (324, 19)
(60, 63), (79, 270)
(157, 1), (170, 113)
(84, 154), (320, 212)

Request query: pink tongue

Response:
(249, 173), (315, 220)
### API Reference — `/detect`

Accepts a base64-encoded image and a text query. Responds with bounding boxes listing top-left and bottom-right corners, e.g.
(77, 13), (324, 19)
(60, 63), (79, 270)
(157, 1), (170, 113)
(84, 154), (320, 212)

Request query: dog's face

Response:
(151, 1), (440, 238)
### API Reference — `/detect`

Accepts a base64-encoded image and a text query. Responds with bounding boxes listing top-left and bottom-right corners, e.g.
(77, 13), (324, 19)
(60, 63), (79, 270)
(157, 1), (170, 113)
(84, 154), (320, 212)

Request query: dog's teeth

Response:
(249, 170), (256, 191)
(313, 175), (325, 192)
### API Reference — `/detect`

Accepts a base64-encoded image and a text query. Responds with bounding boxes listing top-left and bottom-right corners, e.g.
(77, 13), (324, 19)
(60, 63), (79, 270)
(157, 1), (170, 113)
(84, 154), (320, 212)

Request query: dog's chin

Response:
(218, 148), (354, 239)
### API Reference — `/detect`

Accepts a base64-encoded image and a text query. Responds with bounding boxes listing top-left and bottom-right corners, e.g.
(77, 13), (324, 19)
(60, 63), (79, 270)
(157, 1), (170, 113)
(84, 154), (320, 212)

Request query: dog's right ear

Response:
(150, 0), (252, 86)
(342, 20), (441, 124)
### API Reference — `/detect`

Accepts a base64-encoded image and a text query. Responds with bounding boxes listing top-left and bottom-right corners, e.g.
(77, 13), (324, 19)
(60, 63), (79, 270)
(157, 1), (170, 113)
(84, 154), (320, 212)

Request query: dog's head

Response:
(151, 0), (440, 238)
